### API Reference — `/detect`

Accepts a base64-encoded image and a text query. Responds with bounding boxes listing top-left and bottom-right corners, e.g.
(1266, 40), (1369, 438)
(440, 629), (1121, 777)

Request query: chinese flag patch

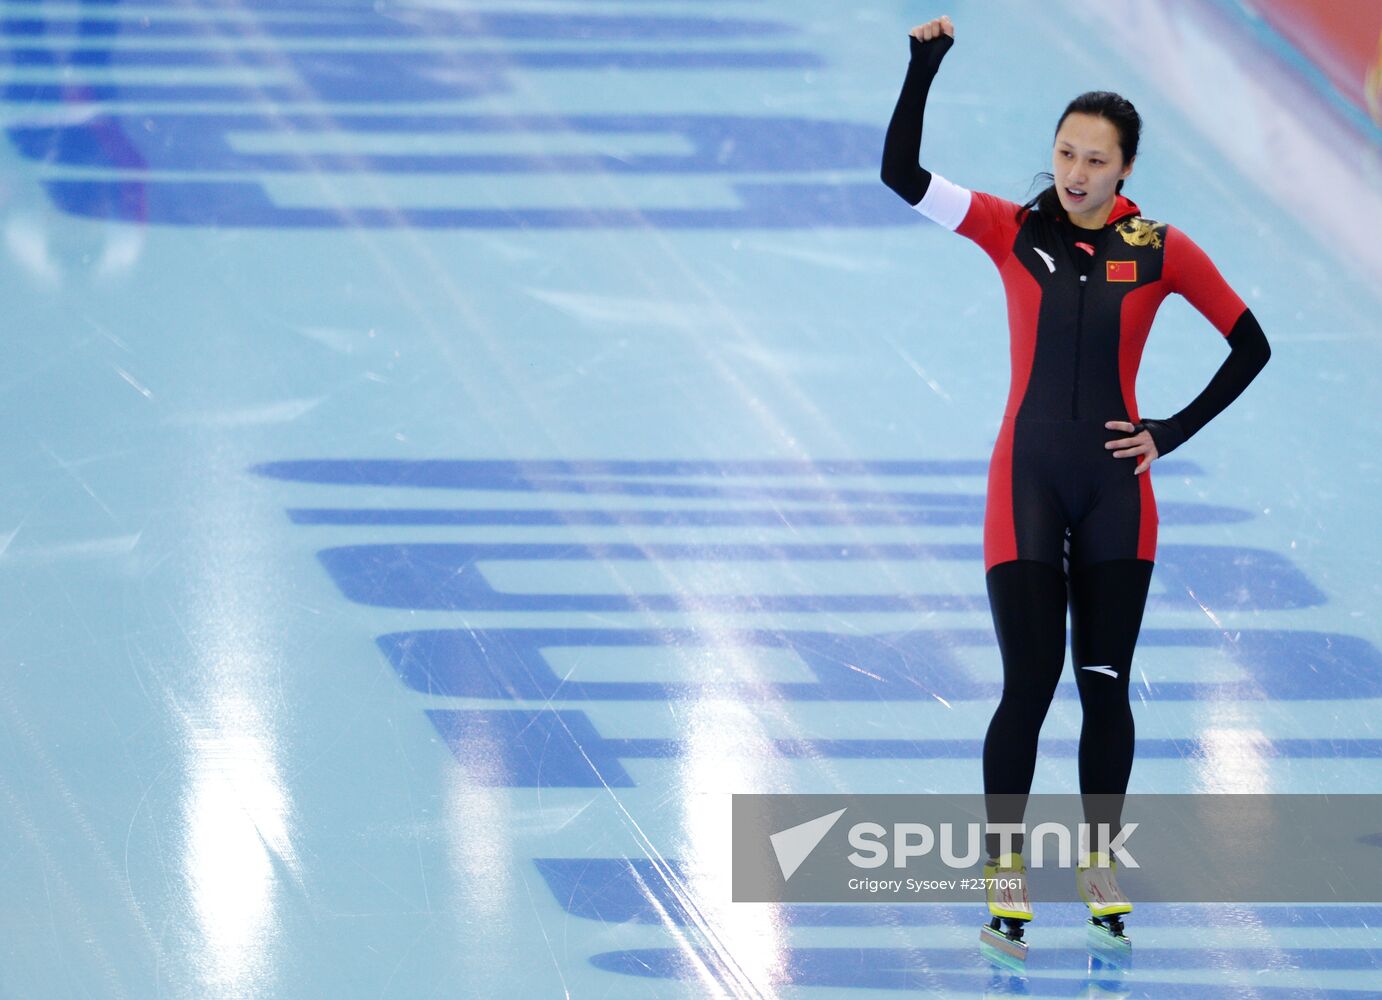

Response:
(1106, 260), (1137, 282)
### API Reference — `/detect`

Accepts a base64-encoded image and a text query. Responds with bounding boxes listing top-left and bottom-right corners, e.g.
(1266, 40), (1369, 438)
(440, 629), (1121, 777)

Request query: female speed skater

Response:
(880, 14), (1271, 962)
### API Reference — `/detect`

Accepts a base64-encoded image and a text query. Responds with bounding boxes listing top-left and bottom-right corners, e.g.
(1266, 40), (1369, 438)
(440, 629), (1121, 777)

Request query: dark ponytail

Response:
(1015, 90), (1142, 222)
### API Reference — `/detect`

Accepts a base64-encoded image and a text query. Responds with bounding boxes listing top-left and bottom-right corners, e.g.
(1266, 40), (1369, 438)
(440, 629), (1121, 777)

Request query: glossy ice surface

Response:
(2, 0), (1380, 997)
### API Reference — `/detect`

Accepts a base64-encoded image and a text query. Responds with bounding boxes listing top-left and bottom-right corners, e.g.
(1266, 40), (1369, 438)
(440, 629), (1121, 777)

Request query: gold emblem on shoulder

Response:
(1115, 217), (1165, 250)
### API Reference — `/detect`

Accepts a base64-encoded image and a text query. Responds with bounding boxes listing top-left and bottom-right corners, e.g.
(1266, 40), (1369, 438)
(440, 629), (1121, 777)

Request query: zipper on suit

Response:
(1072, 273), (1087, 419)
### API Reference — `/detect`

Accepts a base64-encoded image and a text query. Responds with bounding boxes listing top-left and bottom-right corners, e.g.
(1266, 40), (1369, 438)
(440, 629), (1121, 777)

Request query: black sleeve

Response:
(1138, 308), (1272, 457)
(880, 33), (954, 206)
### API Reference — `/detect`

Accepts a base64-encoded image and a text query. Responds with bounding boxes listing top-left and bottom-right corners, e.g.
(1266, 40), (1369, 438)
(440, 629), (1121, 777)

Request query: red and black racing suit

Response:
(881, 31), (1271, 858)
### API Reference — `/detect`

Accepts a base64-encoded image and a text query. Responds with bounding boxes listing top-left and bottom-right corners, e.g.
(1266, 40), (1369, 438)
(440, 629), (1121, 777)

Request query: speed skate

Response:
(1078, 851), (1133, 964)
(978, 853), (1032, 969)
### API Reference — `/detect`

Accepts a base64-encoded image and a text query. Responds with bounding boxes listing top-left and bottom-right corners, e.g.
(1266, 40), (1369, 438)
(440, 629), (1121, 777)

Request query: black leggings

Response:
(982, 556), (1154, 859)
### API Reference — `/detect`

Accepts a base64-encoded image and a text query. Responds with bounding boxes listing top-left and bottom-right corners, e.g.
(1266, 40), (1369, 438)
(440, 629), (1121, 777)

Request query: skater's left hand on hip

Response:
(1103, 420), (1158, 475)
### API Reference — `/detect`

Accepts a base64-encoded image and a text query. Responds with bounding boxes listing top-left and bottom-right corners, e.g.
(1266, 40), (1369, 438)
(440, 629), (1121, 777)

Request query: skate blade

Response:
(1085, 921), (1132, 970)
(979, 924), (1028, 972)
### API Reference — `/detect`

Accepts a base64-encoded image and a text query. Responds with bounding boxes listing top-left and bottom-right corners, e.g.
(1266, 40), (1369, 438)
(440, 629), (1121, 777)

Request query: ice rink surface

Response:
(2, 0), (1381, 996)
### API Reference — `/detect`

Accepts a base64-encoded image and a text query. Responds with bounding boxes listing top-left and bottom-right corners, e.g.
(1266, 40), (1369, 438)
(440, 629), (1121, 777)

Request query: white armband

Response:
(911, 172), (971, 231)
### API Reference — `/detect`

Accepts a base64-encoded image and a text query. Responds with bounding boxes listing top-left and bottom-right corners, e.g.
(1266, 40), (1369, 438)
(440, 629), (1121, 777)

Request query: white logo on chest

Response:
(1033, 247), (1056, 273)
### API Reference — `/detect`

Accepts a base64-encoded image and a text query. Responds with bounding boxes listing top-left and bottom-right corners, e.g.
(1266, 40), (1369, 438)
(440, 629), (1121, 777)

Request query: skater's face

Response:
(1052, 113), (1134, 226)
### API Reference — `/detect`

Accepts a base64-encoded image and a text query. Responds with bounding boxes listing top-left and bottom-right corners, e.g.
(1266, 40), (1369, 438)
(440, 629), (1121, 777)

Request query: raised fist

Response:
(908, 15), (954, 74)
